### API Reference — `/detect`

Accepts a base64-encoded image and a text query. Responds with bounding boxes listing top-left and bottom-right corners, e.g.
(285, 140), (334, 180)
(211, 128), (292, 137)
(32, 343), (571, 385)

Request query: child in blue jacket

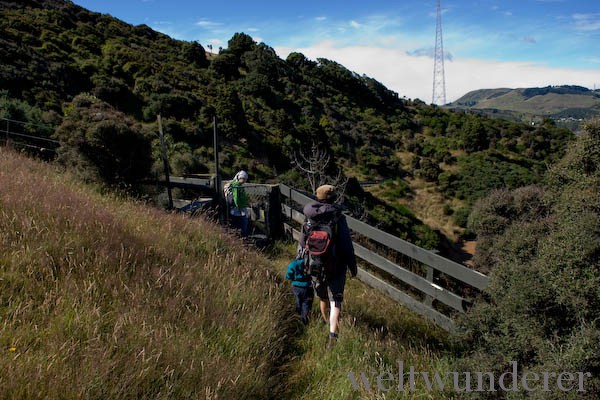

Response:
(285, 258), (314, 325)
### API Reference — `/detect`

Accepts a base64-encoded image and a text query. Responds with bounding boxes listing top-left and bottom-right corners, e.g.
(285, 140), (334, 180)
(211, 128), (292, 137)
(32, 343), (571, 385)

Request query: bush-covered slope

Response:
(454, 119), (600, 398)
(0, 0), (575, 246)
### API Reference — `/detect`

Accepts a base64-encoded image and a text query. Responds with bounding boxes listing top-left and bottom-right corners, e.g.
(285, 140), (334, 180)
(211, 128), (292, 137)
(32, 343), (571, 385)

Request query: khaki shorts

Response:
(313, 272), (346, 303)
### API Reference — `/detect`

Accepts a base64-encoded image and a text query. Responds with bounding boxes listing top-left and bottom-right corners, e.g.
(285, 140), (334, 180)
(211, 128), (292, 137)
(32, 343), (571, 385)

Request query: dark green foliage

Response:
(0, 0), (576, 247)
(226, 32), (256, 58)
(369, 204), (439, 249)
(381, 178), (411, 201)
(416, 157), (441, 182)
(522, 85), (591, 98)
(180, 40), (208, 67)
(54, 94), (152, 185)
(209, 53), (240, 80)
(455, 120), (600, 398)
(0, 91), (58, 132)
(438, 151), (541, 205)
(451, 207), (471, 229)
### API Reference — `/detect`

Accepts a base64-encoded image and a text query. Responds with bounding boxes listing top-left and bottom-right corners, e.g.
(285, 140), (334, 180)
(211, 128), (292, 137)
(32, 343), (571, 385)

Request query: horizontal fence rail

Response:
(279, 182), (489, 331)
(92, 144), (487, 328)
(164, 175), (214, 190)
(1, 117), (59, 156)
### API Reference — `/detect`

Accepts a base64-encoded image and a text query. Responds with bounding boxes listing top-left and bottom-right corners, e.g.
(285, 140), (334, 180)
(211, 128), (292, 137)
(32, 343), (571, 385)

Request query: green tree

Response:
(180, 40), (208, 67)
(227, 32), (256, 58)
(209, 53), (239, 80)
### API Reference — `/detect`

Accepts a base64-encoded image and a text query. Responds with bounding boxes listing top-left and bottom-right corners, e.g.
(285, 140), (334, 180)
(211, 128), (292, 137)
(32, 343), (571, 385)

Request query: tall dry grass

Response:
(0, 148), (293, 399)
(1, 147), (455, 399)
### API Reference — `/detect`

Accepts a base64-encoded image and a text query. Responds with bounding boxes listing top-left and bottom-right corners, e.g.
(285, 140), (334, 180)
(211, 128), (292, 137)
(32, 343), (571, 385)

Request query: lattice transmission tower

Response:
(432, 0), (447, 105)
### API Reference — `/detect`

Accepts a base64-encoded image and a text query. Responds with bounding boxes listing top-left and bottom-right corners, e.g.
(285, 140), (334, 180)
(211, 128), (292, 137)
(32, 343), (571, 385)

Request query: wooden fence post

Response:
(267, 185), (284, 240)
(157, 114), (173, 210)
(213, 115), (225, 225)
(6, 119), (10, 148)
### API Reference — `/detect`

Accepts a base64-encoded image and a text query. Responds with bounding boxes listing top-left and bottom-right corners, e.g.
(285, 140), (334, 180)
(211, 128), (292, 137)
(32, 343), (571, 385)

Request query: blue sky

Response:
(72, 0), (600, 103)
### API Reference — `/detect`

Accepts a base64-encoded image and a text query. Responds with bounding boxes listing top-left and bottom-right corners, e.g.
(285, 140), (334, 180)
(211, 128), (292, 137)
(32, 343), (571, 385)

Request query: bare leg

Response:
(319, 299), (328, 322)
(329, 301), (341, 335)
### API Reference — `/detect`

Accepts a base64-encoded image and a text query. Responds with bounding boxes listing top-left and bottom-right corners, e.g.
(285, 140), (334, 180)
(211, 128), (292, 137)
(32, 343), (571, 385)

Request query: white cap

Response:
(235, 170), (249, 181)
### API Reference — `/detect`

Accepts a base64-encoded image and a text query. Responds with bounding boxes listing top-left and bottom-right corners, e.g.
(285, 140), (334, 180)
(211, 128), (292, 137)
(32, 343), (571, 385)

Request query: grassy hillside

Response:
(449, 86), (600, 129)
(0, 148), (456, 399)
(0, 148), (294, 398)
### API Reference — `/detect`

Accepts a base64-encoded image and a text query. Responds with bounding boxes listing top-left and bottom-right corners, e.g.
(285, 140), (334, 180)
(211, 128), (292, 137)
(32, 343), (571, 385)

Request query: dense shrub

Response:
(55, 94), (152, 185)
(454, 119), (600, 398)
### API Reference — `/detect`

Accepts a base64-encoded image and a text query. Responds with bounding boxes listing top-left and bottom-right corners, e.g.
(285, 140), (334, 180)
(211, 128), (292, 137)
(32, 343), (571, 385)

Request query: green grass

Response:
(1, 148), (456, 399)
(269, 241), (455, 400)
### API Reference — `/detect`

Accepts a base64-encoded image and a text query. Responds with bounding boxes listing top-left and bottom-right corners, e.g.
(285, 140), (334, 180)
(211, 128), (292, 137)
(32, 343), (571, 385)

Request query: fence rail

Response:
(170, 179), (488, 331)
(1, 117), (58, 154)
(278, 183), (489, 331)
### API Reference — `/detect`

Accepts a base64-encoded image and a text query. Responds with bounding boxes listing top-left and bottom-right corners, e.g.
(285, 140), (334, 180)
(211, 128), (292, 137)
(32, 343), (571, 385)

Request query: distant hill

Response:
(448, 85), (600, 131)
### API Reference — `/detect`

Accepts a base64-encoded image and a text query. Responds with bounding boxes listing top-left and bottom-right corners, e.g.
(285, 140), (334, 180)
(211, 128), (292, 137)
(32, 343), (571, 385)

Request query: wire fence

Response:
(0, 117), (59, 156)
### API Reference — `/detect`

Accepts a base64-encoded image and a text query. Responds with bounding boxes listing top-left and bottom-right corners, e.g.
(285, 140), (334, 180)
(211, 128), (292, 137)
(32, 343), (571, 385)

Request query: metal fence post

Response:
(157, 115), (173, 210)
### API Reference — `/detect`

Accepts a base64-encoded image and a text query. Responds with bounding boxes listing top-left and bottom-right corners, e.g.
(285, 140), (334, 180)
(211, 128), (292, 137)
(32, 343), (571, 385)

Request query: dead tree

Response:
(292, 142), (349, 203)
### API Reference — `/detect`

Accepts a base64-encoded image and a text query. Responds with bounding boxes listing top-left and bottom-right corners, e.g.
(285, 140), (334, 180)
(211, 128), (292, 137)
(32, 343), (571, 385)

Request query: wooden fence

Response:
(169, 178), (489, 331)
(1, 114), (489, 331)
(0, 116), (489, 331)
(277, 183), (489, 332)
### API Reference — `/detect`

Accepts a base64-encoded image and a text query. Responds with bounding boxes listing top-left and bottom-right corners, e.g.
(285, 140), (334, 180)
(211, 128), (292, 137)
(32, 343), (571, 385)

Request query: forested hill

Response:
(0, 0), (574, 247)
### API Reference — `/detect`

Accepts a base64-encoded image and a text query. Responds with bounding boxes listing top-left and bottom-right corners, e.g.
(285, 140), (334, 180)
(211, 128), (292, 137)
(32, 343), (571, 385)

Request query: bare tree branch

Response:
(292, 142), (348, 202)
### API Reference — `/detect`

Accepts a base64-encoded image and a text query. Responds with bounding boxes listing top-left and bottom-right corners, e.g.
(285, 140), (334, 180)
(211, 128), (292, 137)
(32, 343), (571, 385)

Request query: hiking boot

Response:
(327, 334), (337, 350)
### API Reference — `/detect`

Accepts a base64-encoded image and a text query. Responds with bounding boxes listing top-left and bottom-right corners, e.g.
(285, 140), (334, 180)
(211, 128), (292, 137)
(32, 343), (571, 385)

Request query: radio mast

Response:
(432, 0), (447, 105)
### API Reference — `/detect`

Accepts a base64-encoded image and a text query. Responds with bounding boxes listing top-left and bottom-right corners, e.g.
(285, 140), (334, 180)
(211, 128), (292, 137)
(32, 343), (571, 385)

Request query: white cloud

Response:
(406, 47), (454, 61)
(275, 42), (600, 103)
(585, 56), (600, 64)
(573, 13), (600, 31)
(195, 19), (223, 28)
(350, 20), (362, 28)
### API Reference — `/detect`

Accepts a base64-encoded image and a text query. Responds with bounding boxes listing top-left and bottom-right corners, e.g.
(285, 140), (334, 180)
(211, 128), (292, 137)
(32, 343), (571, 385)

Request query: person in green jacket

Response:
(285, 258), (314, 325)
(228, 170), (249, 237)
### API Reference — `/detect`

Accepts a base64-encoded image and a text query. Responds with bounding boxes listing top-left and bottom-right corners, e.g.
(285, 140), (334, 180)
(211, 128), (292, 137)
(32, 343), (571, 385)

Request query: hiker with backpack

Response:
(285, 258), (314, 325)
(225, 170), (249, 237)
(299, 184), (357, 348)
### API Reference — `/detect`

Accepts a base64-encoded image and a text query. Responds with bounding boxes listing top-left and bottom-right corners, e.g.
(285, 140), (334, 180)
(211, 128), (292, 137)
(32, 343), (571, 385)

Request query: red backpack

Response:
(303, 214), (339, 281)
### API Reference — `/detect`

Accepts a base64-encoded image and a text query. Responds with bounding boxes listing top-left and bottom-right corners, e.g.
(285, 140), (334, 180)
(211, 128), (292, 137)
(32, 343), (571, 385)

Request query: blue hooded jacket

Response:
(285, 258), (312, 288)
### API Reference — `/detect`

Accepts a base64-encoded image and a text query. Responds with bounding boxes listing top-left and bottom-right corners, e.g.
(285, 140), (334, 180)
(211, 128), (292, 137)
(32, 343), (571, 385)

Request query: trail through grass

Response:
(268, 242), (457, 400)
(1, 148), (457, 399)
